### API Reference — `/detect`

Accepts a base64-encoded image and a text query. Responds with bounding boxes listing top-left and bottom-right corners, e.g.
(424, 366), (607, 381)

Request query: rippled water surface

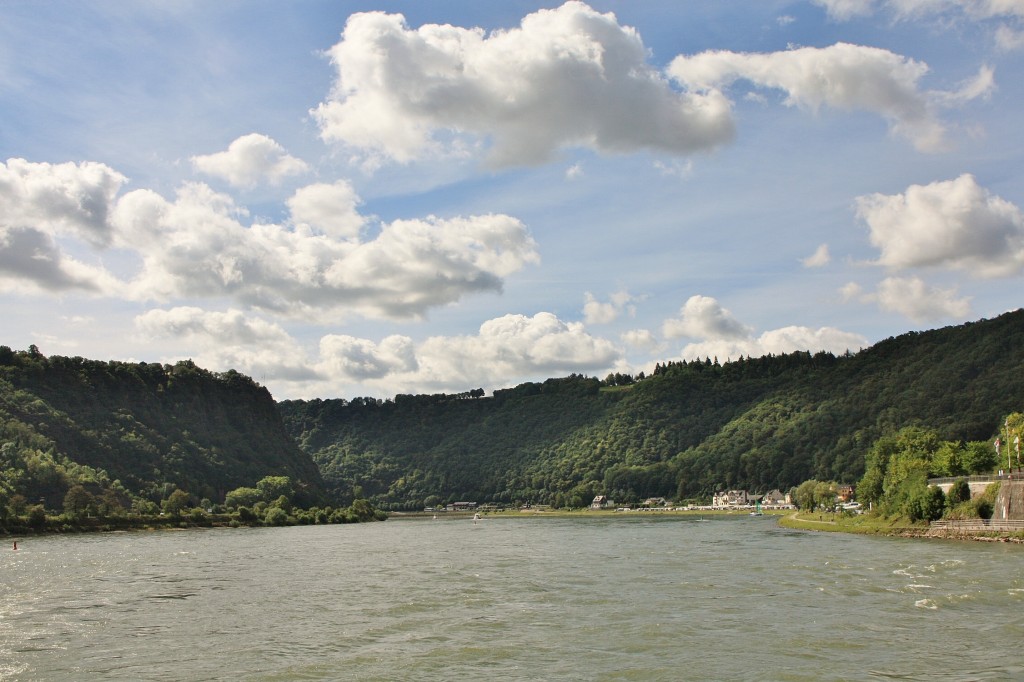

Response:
(3, 516), (1024, 680)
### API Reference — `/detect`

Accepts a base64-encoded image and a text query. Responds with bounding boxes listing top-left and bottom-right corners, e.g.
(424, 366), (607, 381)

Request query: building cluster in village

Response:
(590, 488), (812, 512)
(425, 486), (859, 513)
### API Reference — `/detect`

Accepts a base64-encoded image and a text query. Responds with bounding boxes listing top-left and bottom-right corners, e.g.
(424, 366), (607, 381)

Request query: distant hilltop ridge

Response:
(279, 309), (1024, 511)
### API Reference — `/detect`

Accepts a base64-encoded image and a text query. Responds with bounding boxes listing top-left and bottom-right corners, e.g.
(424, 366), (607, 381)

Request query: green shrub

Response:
(236, 506), (256, 522)
(264, 507), (289, 526)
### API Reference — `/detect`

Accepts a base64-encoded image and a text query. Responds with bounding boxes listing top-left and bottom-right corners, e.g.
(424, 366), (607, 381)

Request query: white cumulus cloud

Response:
(856, 174), (1024, 277)
(583, 290), (635, 324)
(1, 157), (540, 320)
(0, 158), (129, 293)
(312, 2), (735, 167)
(191, 133), (310, 188)
(142, 308), (621, 396)
(410, 312), (620, 390)
(875, 276), (972, 321)
(667, 42), (990, 152)
(1, 157), (127, 247)
(662, 295), (752, 340)
(111, 183), (540, 319)
(134, 307), (321, 381)
(620, 328), (661, 352)
(319, 334), (418, 380)
(663, 294), (867, 361)
(840, 276), (972, 322)
(286, 180), (365, 240)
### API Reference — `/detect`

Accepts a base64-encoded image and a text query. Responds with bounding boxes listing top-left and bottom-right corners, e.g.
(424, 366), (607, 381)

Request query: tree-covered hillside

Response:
(280, 310), (1024, 510)
(0, 346), (325, 511)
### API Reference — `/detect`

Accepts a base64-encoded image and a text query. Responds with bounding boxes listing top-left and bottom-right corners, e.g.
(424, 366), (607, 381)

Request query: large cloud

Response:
(0, 158), (128, 293)
(410, 312), (620, 389)
(0, 225), (121, 294)
(663, 295), (867, 361)
(312, 2), (734, 166)
(875, 276), (972, 321)
(668, 42), (990, 152)
(1, 158), (127, 247)
(138, 308), (621, 396)
(191, 133), (309, 188)
(319, 334), (418, 380)
(320, 312), (619, 393)
(840, 276), (972, 322)
(286, 180), (365, 240)
(856, 174), (1024, 277)
(112, 182), (539, 319)
(662, 295), (752, 341)
(135, 307), (321, 381)
(1, 158), (539, 319)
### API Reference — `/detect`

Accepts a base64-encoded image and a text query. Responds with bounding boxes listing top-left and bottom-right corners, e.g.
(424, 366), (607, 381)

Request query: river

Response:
(2, 515), (1023, 681)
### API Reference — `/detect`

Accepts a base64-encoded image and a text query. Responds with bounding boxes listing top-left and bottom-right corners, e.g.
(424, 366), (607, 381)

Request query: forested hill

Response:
(279, 309), (1024, 510)
(0, 348), (325, 510)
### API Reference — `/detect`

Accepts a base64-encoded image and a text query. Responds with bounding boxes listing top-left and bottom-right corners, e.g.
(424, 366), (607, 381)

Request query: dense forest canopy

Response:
(2, 309), (1022, 517)
(0, 346), (325, 514)
(280, 310), (1024, 510)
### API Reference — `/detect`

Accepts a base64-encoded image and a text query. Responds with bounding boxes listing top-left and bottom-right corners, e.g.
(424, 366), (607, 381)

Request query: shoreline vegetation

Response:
(1, 500), (387, 538)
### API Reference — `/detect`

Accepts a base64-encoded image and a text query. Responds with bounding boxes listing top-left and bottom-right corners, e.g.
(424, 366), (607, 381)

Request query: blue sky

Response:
(2, 0), (1022, 399)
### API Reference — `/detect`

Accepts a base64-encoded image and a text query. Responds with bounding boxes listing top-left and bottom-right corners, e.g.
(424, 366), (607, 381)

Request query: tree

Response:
(264, 506), (289, 526)
(908, 485), (945, 522)
(27, 504), (47, 529)
(162, 489), (191, 516)
(256, 476), (293, 502)
(963, 441), (997, 474)
(8, 493), (28, 517)
(97, 489), (125, 516)
(63, 485), (94, 519)
(794, 480), (820, 511)
(931, 442), (966, 477)
(946, 479), (971, 507)
(225, 486), (262, 508)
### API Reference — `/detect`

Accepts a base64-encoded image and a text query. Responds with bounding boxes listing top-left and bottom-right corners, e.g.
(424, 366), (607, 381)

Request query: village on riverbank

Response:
(416, 475), (1024, 545)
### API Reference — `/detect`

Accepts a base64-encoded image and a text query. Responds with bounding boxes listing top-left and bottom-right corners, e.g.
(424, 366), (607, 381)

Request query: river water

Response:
(2, 515), (1023, 681)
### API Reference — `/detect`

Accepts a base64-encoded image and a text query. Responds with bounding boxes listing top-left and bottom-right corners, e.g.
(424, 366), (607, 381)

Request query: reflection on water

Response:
(2, 517), (1023, 681)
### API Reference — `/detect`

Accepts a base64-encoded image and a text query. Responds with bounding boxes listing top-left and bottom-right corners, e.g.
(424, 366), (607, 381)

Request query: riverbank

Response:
(778, 511), (1024, 543)
(1, 505), (387, 538)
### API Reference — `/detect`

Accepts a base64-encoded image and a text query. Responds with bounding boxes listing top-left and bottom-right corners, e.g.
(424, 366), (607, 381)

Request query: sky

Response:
(1, 0), (1023, 400)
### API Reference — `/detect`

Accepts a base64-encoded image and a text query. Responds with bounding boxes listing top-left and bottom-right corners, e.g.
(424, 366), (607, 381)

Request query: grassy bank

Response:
(778, 511), (928, 536)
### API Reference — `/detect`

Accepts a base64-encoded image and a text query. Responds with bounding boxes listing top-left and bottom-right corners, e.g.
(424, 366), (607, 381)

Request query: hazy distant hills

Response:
(2, 310), (1022, 512)
(279, 310), (1024, 510)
